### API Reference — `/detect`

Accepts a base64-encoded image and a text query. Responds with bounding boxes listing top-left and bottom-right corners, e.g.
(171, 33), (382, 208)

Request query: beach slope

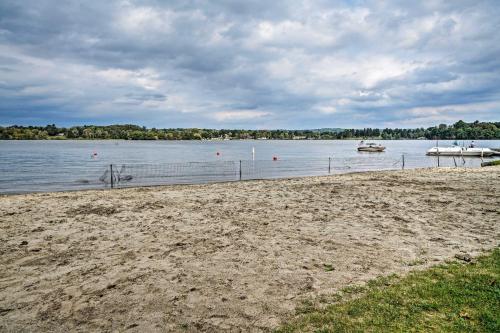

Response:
(0, 167), (499, 331)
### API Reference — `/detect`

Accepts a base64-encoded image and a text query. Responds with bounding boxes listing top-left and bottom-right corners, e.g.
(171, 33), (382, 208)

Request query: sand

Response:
(0, 167), (499, 332)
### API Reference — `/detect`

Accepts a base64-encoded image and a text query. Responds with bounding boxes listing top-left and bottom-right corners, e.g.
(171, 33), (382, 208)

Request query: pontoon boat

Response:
(426, 146), (495, 157)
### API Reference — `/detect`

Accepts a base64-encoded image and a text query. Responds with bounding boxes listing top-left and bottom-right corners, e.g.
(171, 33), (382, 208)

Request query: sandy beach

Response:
(0, 167), (499, 332)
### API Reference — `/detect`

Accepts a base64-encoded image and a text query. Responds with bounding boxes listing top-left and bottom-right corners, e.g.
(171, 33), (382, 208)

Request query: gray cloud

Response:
(1, 0), (499, 128)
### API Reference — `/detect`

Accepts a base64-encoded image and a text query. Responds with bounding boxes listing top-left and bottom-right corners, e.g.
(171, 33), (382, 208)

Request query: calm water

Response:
(1, 140), (499, 193)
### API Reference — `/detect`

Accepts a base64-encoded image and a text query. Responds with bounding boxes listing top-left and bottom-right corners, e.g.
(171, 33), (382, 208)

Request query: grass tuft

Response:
(323, 264), (335, 272)
(481, 159), (500, 167)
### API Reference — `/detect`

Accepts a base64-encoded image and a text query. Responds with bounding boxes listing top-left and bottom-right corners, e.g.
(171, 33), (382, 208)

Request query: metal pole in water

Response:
(328, 157), (331, 174)
(110, 164), (114, 189)
(239, 160), (242, 180)
(436, 139), (440, 167)
(252, 147), (255, 161)
(402, 154), (405, 170)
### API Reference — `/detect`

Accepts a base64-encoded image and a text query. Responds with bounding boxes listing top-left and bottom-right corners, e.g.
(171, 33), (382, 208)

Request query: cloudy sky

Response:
(1, 0), (499, 129)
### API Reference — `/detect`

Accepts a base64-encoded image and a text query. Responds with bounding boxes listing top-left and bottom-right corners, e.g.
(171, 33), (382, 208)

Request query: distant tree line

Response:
(1, 120), (499, 140)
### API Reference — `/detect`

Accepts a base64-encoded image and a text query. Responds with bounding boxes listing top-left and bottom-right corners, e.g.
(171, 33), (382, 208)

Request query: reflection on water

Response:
(0, 140), (499, 193)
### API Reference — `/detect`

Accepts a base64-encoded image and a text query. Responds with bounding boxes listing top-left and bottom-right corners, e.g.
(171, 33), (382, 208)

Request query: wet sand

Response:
(1, 167), (499, 332)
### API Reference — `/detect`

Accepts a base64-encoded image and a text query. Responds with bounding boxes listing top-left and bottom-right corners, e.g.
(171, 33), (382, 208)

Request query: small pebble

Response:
(455, 253), (472, 262)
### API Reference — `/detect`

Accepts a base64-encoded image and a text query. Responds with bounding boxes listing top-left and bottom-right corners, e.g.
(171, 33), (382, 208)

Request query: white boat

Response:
(426, 146), (495, 157)
(357, 142), (386, 152)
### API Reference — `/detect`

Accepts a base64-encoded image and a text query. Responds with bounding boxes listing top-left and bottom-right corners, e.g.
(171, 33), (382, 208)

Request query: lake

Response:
(1, 140), (499, 194)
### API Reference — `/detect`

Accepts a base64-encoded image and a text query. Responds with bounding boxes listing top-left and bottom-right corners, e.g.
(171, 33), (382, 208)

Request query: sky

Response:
(0, 0), (499, 129)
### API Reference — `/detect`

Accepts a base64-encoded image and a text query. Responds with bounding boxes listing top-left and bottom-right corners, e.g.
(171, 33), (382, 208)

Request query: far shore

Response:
(0, 167), (499, 331)
(1, 137), (500, 141)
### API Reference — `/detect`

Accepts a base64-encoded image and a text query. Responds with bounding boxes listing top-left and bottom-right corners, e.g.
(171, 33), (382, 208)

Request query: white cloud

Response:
(312, 104), (338, 114)
(96, 68), (162, 91)
(213, 111), (271, 122)
(250, 20), (336, 48)
(115, 4), (173, 36)
(406, 101), (500, 117)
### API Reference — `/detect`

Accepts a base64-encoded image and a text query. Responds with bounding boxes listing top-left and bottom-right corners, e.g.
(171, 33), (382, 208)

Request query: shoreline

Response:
(1, 167), (499, 331)
(0, 166), (475, 197)
(2, 138), (500, 141)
